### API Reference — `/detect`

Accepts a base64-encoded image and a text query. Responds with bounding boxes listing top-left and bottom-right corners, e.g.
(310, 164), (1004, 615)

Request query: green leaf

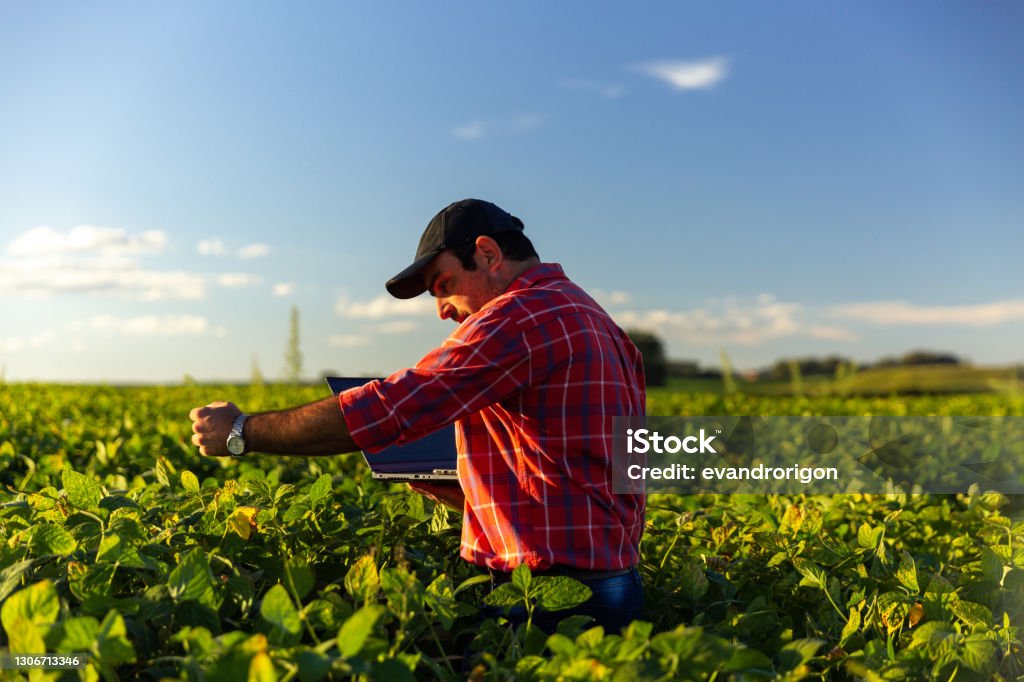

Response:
(453, 574), (492, 596)
(425, 575), (474, 630)
(284, 559), (315, 600)
(308, 473), (333, 504)
(1, 580), (60, 628)
(30, 524), (77, 557)
(344, 555), (379, 603)
(95, 610), (137, 666)
(380, 567), (424, 617)
(1, 580), (60, 654)
(181, 470), (200, 493)
(511, 563), (531, 594)
(48, 616), (100, 652)
(167, 548), (220, 609)
(482, 583), (523, 609)
(776, 638), (824, 672)
(337, 605), (385, 658)
(0, 560), (34, 603)
(534, 577), (593, 612)
(248, 652), (277, 682)
(910, 621), (955, 648)
(793, 557), (828, 590)
(260, 584), (302, 646)
(857, 523), (883, 549)
(980, 547), (1004, 584)
(949, 598), (992, 627)
(840, 606), (862, 647)
(62, 468), (104, 509)
(958, 633), (998, 675)
(679, 559), (709, 602)
(896, 550), (919, 593)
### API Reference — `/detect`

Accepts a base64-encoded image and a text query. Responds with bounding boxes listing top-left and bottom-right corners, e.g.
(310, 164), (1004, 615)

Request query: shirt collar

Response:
(504, 262), (566, 293)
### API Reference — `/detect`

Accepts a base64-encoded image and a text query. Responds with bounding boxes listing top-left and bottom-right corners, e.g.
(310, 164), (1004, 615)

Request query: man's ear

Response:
(474, 236), (503, 272)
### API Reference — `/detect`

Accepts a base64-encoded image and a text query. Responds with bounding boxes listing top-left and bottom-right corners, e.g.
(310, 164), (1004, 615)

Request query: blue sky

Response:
(1, 2), (1022, 382)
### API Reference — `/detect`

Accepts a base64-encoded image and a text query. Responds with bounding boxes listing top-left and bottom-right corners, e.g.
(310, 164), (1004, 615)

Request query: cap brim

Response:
(385, 249), (441, 299)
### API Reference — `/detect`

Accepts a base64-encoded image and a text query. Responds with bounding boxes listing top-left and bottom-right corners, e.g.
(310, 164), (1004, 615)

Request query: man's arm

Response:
(189, 397), (357, 457)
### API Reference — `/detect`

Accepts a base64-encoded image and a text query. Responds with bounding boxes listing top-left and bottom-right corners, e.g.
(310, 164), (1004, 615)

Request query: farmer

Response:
(189, 198), (646, 633)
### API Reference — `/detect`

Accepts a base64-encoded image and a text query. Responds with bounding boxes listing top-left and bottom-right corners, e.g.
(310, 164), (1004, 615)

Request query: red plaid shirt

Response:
(339, 263), (646, 572)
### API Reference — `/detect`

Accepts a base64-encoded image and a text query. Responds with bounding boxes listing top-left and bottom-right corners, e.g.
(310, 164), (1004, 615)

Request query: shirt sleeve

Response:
(338, 303), (532, 453)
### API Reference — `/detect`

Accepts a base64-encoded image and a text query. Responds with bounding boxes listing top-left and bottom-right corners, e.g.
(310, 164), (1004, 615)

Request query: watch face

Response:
(226, 435), (245, 455)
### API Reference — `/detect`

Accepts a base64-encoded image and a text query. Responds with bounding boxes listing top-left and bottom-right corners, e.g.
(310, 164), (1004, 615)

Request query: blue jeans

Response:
(484, 567), (643, 634)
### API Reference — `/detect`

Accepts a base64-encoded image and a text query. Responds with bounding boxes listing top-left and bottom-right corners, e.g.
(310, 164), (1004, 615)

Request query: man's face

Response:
(421, 247), (499, 324)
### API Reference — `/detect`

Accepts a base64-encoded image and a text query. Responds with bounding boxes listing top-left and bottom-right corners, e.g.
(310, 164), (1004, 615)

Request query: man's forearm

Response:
(245, 396), (358, 456)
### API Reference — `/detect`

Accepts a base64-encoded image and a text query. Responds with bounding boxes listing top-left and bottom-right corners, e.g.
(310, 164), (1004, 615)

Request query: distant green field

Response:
(665, 364), (1023, 397)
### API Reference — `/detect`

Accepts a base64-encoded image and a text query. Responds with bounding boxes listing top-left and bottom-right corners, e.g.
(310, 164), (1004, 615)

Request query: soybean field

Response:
(1, 384), (1023, 680)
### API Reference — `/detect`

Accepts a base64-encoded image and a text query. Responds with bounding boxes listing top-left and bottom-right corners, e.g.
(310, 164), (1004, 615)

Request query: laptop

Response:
(325, 377), (459, 482)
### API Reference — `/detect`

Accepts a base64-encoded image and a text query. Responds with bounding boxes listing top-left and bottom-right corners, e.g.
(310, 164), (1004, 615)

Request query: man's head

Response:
(386, 199), (539, 321)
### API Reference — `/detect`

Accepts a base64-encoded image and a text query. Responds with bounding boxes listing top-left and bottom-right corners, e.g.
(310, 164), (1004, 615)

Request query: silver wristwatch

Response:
(226, 413), (249, 457)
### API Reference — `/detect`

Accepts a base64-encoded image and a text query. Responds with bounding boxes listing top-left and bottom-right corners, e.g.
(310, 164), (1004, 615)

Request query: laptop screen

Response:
(325, 377), (458, 474)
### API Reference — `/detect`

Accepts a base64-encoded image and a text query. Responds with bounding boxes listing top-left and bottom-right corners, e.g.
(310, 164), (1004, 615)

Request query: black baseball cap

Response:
(385, 198), (525, 299)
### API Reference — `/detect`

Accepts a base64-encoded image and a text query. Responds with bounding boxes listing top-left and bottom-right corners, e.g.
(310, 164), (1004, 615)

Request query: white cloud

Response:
(0, 256), (205, 300)
(86, 315), (210, 335)
(830, 299), (1024, 327)
(613, 294), (853, 346)
(9, 225), (167, 257)
(376, 320), (418, 334)
(0, 331), (56, 353)
(335, 293), (435, 319)
(453, 114), (545, 141)
(273, 282), (296, 297)
(1, 226), (203, 300)
(197, 238), (226, 256)
(591, 289), (633, 308)
(637, 57), (729, 91)
(217, 273), (262, 288)
(454, 121), (486, 140)
(238, 243), (270, 259)
(329, 334), (370, 348)
(562, 79), (627, 99)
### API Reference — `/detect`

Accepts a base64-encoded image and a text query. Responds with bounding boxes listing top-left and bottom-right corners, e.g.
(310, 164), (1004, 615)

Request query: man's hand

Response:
(189, 401), (243, 457)
(408, 481), (465, 511)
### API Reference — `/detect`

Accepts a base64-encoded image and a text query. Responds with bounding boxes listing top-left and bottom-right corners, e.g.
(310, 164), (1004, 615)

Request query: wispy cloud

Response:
(454, 121), (486, 140)
(0, 256), (206, 300)
(830, 299), (1024, 327)
(197, 238), (226, 256)
(613, 294), (857, 346)
(329, 334), (370, 348)
(453, 114), (545, 141)
(273, 282), (296, 297)
(1, 225), (203, 300)
(217, 273), (262, 288)
(591, 289), (633, 308)
(376, 320), (418, 335)
(335, 293), (435, 319)
(238, 243), (270, 259)
(636, 57), (729, 91)
(561, 79), (627, 99)
(74, 315), (217, 336)
(10, 225), (167, 257)
(0, 331), (57, 352)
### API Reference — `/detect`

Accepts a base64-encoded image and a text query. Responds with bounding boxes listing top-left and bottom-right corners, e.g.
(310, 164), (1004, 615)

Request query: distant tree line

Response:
(624, 328), (969, 388)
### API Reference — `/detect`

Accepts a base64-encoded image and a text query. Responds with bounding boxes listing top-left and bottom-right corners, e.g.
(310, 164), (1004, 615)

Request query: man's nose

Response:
(436, 298), (452, 321)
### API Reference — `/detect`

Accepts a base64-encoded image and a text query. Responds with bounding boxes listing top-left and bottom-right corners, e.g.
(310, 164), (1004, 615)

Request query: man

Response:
(190, 199), (646, 632)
